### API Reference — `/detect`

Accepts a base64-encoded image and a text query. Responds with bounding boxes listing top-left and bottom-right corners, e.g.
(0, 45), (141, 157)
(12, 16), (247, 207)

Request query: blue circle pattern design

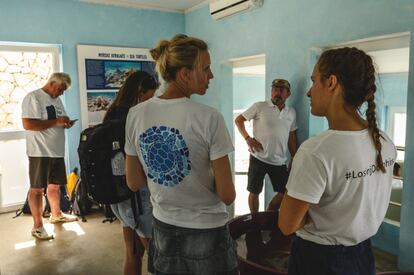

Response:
(139, 126), (191, 187)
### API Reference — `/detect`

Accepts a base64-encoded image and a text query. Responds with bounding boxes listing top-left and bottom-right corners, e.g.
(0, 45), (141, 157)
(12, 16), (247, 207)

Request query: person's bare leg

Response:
(248, 193), (259, 213)
(28, 187), (44, 228)
(266, 192), (284, 211)
(47, 183), (61, 217)
(123, 227), (145, 275)
(139, 237), (151, 274)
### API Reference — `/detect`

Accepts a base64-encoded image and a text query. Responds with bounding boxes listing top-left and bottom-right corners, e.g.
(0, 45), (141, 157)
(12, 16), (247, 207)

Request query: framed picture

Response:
(77, 44), (156, 128)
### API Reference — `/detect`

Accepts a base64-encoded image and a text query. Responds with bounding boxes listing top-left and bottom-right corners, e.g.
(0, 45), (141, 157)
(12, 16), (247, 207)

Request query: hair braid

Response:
(364, 55), (385, 172)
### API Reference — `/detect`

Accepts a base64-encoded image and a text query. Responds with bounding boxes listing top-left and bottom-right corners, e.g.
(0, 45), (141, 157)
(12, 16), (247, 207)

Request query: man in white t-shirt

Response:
(21, 73), (78, 240)
(235, 79), (298, 213)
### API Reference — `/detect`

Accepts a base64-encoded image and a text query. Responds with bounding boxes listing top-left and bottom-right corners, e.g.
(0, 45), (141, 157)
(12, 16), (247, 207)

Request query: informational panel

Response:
(77, 45), (156, 129)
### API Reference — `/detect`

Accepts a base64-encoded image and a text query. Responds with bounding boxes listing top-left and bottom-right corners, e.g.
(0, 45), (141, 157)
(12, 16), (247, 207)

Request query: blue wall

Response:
(378, 73), (409, 129)
(186, 1), (414, 271)
(0, 0), (184, 170)
(233, 75), (265, 110)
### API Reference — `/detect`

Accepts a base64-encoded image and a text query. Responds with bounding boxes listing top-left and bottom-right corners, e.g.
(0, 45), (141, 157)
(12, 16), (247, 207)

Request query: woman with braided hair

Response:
(278, 47), (397, 275)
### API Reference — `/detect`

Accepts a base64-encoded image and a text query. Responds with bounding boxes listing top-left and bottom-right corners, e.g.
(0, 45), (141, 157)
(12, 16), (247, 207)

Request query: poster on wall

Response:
(77, 44), (156, 129)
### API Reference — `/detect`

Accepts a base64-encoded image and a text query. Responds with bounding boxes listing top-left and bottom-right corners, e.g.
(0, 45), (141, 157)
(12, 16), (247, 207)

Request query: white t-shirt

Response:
(21, 89), (67, 157)
(125, 97), (234, 229)
(286, 129), (397, 246)
(242, 100), (298, 165)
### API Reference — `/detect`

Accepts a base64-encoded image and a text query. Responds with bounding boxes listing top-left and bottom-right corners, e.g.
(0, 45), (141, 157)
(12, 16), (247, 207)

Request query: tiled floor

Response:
(0, 208), (400, 275)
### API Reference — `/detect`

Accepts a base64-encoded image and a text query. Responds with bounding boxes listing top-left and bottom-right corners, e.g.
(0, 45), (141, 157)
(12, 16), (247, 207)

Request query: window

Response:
(384, 106), (406, 224)
(0, 45), (59, 131)
(386, 106), (406, 162)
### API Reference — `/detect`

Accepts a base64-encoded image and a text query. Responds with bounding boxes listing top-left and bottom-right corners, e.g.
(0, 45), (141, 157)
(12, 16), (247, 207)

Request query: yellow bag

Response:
(66, 168), (79, 200)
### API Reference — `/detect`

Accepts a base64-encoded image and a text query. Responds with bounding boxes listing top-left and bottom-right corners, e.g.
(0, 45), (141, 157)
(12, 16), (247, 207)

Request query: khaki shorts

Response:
(29, 157), (67, 188)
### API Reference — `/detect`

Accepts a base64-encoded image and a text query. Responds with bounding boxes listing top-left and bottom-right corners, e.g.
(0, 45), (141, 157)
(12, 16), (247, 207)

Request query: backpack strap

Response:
(131, 191), (143, 229)
(13, 208), (23, 219)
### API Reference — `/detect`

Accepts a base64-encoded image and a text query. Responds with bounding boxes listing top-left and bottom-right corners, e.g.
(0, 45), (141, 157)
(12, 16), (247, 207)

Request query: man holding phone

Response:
(22, 72), (78, 240)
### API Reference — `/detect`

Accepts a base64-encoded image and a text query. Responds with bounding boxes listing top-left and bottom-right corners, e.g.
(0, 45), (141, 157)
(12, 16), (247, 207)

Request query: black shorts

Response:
(29, 157), (67, 188)
(247, 155), (289, 194)
(288, 236), (375, 275)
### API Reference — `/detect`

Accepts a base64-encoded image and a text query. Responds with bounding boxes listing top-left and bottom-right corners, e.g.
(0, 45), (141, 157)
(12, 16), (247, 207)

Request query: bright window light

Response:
(62, 222), (85, 236)
(14, 240), (36, 250)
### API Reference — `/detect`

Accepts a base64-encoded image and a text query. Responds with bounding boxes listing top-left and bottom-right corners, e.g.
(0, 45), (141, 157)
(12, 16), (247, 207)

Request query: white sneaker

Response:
(49, 213), (78, 224)
(31, 227), (54, 240)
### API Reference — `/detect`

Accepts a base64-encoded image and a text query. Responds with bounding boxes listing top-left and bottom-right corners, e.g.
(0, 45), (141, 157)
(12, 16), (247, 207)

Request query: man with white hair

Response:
(22, 72), (78, 240)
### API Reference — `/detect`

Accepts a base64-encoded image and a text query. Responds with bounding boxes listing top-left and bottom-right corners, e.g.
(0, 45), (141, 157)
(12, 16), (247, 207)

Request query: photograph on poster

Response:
(87, 91), (116, 125)
(86, 59), (144, 89)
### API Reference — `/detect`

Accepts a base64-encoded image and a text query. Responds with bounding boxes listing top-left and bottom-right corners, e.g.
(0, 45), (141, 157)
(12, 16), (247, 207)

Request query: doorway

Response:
(229, 54), (265, 216)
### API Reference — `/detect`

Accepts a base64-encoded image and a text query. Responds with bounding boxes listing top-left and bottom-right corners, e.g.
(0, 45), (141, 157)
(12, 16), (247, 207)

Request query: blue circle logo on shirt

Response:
(139, 126), (191, 186)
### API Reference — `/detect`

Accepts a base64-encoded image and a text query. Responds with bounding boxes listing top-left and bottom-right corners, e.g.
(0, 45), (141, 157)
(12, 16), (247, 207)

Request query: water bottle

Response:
(111, 141), (125, 176)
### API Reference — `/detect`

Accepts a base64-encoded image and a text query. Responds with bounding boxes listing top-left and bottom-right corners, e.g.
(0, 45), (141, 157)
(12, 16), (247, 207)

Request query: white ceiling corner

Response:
(78, 0), (208, 13)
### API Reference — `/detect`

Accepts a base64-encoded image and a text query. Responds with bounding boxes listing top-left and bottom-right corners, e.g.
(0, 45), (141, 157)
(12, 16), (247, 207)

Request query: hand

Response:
(65, 120), (75, 129)
(56, 116), (70, 127)
(287, 159), (293, 172)
(246, 137), (263, 153)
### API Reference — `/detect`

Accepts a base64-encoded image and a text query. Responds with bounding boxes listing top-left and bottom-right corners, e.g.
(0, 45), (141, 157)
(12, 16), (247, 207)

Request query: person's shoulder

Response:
(285, 105), (297, 114)
(22, 89), (40, 102)
(378, 130), (397, 153)
(300, 131), (334, 153)
(26, 89), (40, 97)
(186, 100), (219, 114)
(106, 105), (129, 120)
(129, 98), (152, 114)
(254, 101), (268, 107)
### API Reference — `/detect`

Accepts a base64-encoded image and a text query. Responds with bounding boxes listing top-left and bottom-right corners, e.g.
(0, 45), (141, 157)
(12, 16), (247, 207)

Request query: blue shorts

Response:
(288, 236), (375, 275)
(148, 217), (239, 275)
(111, 185), (153, 238)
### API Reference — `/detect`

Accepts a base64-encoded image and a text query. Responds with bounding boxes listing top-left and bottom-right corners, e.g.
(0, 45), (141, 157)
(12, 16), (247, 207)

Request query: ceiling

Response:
(79, 0), (208, 13)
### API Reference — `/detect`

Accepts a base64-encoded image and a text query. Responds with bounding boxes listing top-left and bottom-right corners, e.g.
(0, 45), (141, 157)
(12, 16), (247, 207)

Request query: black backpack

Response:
(77, 118), (133, 204)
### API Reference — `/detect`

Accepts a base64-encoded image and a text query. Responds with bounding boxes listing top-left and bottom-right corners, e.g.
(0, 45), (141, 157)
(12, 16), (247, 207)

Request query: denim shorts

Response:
(110, 185), (153, 238)
(288, 236), (375, 275)
(148, 217), (239, 275)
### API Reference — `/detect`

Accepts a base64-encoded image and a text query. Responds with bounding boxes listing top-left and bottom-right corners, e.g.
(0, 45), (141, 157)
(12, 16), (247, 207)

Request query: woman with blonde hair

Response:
(279, 47), (397, 275)
(125, 34), (238, 275)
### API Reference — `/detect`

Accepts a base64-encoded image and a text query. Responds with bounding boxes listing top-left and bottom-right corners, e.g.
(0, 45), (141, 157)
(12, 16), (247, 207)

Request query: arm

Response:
(211, 155), (236, 205)
(126, 154), (147, 192)
(234, 114), (263, 152)
(22, 117), (70, 131)
(278, 193), (309, 235)
(287, 130), (298, 170)
(234, 115), (249, 140)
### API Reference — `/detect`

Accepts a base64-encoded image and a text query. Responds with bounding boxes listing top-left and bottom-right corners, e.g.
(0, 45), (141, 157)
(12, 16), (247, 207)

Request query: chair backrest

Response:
(228, 211), (291, 275)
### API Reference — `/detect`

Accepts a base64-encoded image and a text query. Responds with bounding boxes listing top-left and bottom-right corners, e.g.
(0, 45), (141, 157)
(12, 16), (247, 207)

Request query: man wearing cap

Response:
(235, 79), (298, 213)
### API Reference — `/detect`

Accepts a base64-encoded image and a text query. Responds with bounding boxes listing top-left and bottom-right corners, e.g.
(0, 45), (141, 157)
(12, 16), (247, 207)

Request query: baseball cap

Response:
(271, 79), (291, 91)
